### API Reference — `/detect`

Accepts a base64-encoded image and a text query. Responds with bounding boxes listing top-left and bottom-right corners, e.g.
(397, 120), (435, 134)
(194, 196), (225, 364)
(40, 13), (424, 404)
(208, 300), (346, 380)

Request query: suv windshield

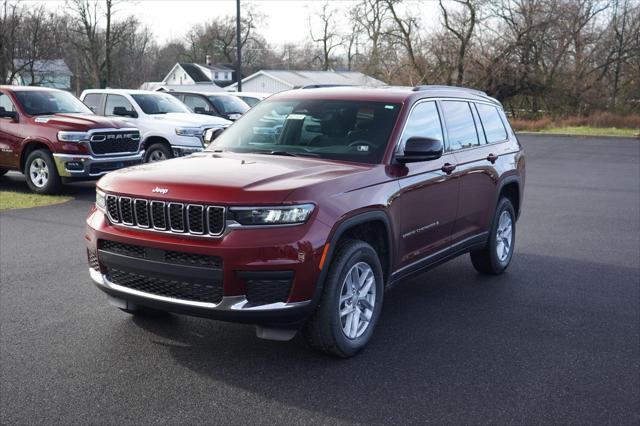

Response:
(209, 95), (250, 115)
(14, 90), (92, 116)
(209, 99), (401, 164)
(131, 93), (190, 115)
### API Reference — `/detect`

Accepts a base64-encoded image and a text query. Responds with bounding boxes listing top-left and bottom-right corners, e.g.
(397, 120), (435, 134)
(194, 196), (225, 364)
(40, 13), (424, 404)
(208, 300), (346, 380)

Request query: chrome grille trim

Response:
(168, 202), (185, 232)
(103, 194), (225, 238)
(133, 199), (150, 228)
(186, 204), (205, 235)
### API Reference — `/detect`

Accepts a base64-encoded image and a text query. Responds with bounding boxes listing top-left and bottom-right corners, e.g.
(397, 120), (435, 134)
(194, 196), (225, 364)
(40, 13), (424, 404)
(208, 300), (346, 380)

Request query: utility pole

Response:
(236, 0), (242, 92)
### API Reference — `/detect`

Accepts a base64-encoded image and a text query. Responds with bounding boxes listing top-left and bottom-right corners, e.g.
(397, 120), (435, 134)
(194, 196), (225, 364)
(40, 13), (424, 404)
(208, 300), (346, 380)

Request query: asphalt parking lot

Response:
(1, 135), (638, 425)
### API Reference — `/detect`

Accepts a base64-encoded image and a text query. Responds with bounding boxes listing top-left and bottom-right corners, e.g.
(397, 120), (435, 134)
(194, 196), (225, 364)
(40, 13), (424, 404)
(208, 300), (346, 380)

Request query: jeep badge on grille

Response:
(152, 187), (169, 194)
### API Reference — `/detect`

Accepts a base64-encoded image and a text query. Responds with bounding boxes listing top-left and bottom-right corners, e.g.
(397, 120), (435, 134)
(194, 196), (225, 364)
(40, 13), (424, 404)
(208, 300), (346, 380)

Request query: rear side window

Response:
(441, 101), (479, 151)
(183, 95), (215, 114)
(476, 103), (507, 143)
(105, 95), (134, 116)
(82, 93), (101, 113)
(401, 101), (444, 146)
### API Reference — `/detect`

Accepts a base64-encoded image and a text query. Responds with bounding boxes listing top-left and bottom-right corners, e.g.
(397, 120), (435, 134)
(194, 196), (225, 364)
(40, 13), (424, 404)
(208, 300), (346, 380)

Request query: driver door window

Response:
(0, 93), (17, 113)
(400, 101), (444, 148)
(105, 95), (135, 116)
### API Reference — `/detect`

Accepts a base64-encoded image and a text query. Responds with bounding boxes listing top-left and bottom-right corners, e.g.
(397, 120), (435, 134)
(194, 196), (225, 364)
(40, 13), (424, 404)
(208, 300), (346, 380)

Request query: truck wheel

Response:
(0, 168), (8, 177)
(25, 149), (62, 194)
(303, 239), (384, 358)
(144, 143), (172, 163)
(470, 197), (516, 275)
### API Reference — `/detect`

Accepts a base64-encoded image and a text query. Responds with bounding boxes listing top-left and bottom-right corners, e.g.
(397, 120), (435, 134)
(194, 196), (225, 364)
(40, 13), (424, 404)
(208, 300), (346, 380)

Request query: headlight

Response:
(175, 127), (202, 137)
(230, 204), (314, 226)
(96, 189), (106, 213)
(57, 131), (89, 142)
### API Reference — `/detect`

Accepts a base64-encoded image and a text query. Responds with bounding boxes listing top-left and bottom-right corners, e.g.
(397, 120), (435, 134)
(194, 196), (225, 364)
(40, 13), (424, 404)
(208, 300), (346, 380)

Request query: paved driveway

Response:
(1, 135), (638, 424)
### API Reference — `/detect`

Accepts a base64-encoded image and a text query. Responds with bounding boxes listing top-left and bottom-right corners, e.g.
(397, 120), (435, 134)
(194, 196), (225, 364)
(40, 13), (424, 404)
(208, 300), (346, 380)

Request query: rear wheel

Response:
(303, 239), (384, 358)
(144, 143), (172, 163)
(24, 149), (62, 194)
(470, 197), (516, 275)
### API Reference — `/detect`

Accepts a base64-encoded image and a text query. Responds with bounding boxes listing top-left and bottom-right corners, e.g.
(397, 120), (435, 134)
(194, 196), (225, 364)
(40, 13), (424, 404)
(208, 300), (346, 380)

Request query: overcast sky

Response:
(37, 0), (440, 47)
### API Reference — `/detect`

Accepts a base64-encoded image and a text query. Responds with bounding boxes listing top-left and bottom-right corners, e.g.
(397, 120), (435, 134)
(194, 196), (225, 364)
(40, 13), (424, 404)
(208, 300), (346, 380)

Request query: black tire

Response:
(24, 149), (62, 194)
(470, 197), (516, 275)
(0, 168), (8, 177)
(303, 239), (384, 358)
(144, 143), (172, 163)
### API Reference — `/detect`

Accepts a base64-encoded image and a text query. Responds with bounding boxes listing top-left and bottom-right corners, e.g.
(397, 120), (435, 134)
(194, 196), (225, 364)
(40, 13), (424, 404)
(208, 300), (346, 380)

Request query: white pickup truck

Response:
(80, 89), (230, 162)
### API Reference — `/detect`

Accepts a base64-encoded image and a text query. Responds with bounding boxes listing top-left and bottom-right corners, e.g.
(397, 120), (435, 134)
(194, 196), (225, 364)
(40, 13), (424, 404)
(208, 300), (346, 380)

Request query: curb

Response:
(516, 132), (639, 140)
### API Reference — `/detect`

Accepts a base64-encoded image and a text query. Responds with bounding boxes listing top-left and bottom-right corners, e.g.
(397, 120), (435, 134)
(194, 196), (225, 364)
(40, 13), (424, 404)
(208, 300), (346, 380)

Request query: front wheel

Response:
(470, 197), (516, 275)
(0, 168), (8, 177)
(303, 239), (384, 358)
(144, 143), (172, 163)
(25, 149), (62, 194)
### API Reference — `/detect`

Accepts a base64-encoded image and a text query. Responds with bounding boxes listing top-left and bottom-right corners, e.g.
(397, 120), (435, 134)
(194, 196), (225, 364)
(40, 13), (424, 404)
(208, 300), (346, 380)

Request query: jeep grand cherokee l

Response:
(85, 85), (525, 357)
(0, 86), (142, 194)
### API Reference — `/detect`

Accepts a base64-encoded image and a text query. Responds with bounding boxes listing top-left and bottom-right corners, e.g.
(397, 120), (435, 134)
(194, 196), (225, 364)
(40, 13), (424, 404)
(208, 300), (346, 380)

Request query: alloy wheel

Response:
(495, 210), (513, 262)
(29, 158), (49, 188)
(338, 262), (376, 340)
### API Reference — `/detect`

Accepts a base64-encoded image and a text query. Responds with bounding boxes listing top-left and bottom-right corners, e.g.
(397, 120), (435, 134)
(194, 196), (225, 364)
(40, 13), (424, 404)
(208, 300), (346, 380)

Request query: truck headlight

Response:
(57, 131), (90, 142)
(230, 204), (315, 226)
(175, 127), (202, 138)
(96, 189), (106, 213)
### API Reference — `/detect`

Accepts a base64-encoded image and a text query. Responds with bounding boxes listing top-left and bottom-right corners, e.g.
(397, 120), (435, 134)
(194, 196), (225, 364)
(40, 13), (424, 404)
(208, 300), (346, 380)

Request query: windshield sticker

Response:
(384, 105), (395, 109)
(287, 114), (306, 120)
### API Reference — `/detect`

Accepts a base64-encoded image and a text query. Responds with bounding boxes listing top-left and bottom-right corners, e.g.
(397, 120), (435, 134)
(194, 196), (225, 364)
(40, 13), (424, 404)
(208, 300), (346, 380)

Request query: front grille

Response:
(107, 268), (223, 304)
(99, 240), (222, 269)
(245, 279), (292, 306)
(105, 194), (225, 237)
(90, 131), (140, 155)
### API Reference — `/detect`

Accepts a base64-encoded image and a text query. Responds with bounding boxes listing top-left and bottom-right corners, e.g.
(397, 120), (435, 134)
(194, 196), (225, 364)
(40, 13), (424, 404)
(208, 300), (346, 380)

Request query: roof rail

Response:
(301, 84), (353, 89)
(412, 85), (487, 96)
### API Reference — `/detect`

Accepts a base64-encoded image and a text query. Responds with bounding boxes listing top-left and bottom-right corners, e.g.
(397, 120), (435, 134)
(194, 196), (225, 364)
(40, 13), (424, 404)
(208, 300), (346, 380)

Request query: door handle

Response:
(486, 153), (499, 163)
(441, 163), (456, 175)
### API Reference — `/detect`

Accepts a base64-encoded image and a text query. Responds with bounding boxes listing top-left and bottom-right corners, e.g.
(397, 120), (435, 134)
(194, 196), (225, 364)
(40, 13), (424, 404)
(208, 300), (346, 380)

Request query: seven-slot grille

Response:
(89, 131), (140, 155)
(105, 194), (225, 236)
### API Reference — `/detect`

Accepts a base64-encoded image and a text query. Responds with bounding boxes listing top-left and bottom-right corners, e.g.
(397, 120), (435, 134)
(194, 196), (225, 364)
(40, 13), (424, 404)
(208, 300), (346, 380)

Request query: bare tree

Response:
(384, 0), (426, 84)
(309, 3), (342, 71)
(439, 0), (478, 85)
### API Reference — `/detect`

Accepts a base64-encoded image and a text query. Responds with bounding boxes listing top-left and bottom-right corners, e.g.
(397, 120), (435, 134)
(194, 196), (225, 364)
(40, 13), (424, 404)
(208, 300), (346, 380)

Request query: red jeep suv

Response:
(86, 86), (525, 357)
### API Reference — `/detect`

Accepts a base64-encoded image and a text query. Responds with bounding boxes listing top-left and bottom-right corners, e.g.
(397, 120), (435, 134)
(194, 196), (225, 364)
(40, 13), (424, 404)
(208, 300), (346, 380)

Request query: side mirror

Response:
(0, 106), (18, 122)
(396, 137), (443, 163)
(193, 107), (207, 114)
(112, 106), (137, 118)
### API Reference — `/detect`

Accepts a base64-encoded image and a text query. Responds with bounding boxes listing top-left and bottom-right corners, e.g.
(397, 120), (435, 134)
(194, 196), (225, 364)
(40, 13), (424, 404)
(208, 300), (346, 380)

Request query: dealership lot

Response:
(1, 135), (638, 424)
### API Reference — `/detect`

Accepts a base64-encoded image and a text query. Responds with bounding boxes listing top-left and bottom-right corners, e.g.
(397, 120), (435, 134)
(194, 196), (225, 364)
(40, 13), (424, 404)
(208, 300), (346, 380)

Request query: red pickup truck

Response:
(0, 86), (142, 194)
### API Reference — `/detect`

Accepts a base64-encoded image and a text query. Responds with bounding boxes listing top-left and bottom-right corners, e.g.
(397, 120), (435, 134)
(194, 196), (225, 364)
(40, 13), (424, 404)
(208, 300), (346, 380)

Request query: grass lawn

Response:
(0, 190), (73, 211)
(523, 126), (639, 137)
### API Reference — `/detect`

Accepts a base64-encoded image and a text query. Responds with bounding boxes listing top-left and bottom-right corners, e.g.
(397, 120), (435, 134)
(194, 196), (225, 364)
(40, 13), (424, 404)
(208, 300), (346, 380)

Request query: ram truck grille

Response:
(90, 131), (141, 155)
(105, 194), (225, 237)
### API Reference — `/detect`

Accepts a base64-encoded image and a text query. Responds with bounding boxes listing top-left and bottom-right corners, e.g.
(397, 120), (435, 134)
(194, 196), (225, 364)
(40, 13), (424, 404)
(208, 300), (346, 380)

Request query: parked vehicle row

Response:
(0, 86), (144, 194)
(80, 89), (231, 162)
(85, 85), (525, 357)
(0, 86), (255, 193)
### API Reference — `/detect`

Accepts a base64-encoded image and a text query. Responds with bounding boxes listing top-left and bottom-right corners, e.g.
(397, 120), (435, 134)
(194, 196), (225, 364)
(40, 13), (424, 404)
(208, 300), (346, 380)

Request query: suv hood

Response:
(33, 113), (132, 131)
(98, 152), (375, 205)
(152, 112), (231, 127)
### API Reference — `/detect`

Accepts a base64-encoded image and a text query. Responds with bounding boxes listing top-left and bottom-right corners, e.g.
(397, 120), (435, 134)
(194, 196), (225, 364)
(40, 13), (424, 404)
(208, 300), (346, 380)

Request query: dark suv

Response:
(85, 85), (525, 357)
(169, 91), (250, 121)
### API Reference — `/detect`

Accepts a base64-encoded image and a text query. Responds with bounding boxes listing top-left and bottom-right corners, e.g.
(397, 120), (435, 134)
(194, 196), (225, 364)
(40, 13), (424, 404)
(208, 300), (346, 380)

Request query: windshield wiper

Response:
(268, 150), (299, 157)
(32, 111), (58, 116)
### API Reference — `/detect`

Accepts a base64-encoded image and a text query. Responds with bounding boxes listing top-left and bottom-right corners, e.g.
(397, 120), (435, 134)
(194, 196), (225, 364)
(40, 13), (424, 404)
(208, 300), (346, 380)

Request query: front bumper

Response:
(89, 268), (313, 324)
(86, 209), (330, 325)
(53, 151), (144, 178)
(171, 145), (203, 157)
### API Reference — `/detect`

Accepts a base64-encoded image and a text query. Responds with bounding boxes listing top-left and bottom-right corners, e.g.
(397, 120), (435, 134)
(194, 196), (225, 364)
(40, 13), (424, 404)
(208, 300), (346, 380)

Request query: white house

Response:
(227, 70), (386, 94)
(162, 60), (234, 87)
